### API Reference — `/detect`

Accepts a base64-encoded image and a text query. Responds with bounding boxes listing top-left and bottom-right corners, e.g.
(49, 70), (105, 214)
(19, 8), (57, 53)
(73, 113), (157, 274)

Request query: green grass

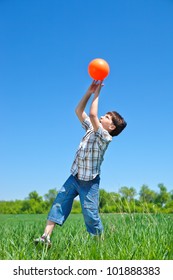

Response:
(0, 213), (173, 260)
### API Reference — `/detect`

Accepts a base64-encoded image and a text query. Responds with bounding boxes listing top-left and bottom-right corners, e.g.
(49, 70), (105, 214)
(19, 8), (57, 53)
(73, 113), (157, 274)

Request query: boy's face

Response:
(99, 114), (115, 132)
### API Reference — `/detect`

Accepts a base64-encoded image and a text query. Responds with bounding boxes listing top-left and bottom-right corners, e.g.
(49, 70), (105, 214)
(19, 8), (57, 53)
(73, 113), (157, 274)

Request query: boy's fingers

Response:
(99, 82), (104, 87)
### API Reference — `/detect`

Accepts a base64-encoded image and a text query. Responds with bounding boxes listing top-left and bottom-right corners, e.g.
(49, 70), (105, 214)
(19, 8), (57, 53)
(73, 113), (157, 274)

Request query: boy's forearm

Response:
(89, 82), (102, 118)
(75, 90), (92, 122)
(75, 81), (101, 123)
(75, 90), (91, 113)
(89, 92), (100, 131)
(89, 93), (99, 117)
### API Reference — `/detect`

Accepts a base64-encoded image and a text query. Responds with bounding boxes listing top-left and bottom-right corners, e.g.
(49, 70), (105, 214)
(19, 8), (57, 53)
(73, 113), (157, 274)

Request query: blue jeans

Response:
(47, 174), (103, 236)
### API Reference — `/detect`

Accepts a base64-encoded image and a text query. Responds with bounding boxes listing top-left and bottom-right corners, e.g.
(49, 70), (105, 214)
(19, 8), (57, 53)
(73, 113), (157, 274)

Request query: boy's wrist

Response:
(94, 91), (100, 97)
(86, 90), (93, 96)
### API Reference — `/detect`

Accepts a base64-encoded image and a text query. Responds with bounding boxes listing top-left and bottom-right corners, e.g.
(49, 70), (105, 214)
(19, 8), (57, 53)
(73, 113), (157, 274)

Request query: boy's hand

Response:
(94, 80), (104, 96)
(87, 80), (104, 95)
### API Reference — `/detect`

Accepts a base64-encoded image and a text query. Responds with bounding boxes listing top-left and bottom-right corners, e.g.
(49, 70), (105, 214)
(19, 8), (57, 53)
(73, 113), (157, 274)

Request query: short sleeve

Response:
(82, 117), (93, 131)
(95, 125), (112, 143)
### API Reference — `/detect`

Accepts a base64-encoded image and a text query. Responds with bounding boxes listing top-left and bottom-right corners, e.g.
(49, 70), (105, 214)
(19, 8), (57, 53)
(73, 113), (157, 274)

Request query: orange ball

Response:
(88, 58), (110, 80)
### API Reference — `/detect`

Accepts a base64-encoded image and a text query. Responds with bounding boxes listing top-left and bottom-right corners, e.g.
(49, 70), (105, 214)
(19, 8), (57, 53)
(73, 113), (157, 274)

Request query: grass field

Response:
(0, 213), (173, 260)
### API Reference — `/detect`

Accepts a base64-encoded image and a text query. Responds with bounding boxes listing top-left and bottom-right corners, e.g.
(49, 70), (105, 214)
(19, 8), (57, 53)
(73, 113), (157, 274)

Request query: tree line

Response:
(0, 183), (173, 214)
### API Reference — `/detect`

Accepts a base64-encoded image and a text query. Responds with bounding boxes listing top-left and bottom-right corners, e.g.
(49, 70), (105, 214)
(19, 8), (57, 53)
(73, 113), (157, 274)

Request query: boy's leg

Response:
(44, 220), (56, 236)
(34, 175), (78, 244)
(47, 175), (78, 226)
(34, 220), (54, 246)
(78, 175), (103, 236)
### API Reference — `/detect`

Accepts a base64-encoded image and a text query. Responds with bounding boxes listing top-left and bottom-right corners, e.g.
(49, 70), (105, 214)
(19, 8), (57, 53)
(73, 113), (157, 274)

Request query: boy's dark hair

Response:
(107, 111), (127, 137)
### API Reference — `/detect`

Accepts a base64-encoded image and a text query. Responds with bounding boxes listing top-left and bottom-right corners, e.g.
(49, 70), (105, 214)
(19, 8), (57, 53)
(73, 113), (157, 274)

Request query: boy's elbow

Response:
(89, 113), (97, 119)
(75, 107), (79, 115)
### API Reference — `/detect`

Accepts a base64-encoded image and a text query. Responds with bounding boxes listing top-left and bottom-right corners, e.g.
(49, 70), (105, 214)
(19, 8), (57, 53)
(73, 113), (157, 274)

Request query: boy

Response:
(34, 80), (127, 246)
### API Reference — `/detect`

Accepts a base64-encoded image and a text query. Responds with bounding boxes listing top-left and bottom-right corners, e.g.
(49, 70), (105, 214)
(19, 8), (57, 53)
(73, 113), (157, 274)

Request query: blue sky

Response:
(0, 0), (173, 201)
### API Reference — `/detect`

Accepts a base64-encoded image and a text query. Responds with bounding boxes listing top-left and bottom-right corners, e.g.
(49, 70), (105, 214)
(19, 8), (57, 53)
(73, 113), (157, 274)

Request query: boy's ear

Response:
(109, 124), (116, 131)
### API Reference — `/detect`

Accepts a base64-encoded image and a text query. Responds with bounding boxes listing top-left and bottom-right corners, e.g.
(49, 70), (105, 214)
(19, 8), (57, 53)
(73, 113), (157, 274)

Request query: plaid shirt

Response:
(71, 116), (112, 181)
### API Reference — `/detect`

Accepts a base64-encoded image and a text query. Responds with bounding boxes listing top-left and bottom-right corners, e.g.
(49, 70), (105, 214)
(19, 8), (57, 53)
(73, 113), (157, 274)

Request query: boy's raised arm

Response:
(89, 81), (103, 131)
(75, 81), (99, 123)
(75, 92), (90, 123)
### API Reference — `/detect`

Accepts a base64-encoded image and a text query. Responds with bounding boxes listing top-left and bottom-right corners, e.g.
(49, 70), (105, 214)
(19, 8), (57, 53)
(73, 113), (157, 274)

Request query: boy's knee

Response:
(83, 207), (103, 234)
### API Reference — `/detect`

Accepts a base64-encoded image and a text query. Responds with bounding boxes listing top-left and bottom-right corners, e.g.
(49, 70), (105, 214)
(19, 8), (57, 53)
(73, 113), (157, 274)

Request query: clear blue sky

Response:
(0, 0), (173, 201)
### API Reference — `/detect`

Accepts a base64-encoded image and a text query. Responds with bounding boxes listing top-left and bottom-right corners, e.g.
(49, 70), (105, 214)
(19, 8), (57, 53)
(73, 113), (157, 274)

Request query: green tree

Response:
(119, 186), (136, 201)
(27, 191), (43, 202)
(99, 189), (109, 209)
(169, 190), (173, 200)
(21, 199), (46, 214)
(109, 192), (121, 204)
(44, 188), (57, 205)
(139, 185), (157, 203)
(155, 183), (170, 207)
(164, 200), (173, 213)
